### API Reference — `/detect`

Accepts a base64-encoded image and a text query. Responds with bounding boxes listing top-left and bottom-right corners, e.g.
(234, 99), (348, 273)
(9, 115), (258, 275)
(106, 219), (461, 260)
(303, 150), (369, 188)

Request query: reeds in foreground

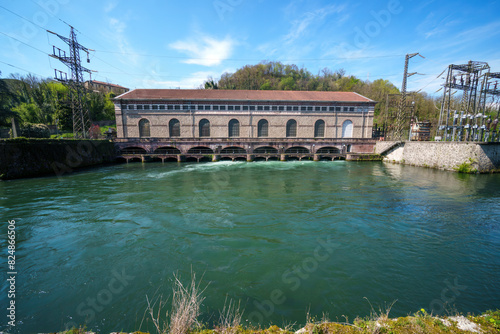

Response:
(217, 297), (243, 334)
(146, 272), (206, 334)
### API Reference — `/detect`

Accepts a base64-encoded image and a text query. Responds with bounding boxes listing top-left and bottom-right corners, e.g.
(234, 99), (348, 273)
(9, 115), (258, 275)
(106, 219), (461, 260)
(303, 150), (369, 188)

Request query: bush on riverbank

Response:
(9, 122), (51, 138)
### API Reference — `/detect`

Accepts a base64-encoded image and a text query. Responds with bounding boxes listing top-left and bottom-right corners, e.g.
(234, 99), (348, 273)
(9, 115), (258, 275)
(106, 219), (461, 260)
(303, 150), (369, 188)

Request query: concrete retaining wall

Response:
(0, 139), (116, 180)
(375, 141), (500, 173)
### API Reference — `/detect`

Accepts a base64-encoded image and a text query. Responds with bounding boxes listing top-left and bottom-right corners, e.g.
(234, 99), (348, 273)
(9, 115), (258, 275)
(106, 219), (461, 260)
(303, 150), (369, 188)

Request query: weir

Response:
(114, 138), (378, 163)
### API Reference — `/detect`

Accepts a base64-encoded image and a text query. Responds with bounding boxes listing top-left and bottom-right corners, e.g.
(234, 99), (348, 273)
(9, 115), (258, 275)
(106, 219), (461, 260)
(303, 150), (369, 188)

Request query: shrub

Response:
(10, 123), (51, 138)
(89, 124), (100, 139)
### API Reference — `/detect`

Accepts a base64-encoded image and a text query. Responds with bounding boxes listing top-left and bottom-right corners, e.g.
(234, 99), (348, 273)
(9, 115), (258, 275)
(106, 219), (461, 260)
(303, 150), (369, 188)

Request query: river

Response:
(1, 161), (499, 333)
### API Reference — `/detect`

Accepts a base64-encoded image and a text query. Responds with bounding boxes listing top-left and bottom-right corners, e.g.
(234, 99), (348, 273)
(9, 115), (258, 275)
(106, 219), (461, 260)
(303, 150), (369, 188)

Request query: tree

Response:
(0, 73), (19, 126)
(204, 77), (218, 89)
(88, 91), (115, 121)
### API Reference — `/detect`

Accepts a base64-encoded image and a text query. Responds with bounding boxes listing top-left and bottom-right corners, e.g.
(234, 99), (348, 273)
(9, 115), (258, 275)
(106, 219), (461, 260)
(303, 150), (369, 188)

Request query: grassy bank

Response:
(58, 274), (499, 334)
(60, 309), (500, 334)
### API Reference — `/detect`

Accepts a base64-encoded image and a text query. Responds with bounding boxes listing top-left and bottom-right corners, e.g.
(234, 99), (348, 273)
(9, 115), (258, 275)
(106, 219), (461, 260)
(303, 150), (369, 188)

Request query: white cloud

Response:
(284, 4), (346, 44)
(104, 1), (118, 13)
(143, 71), (222, 89)
(416, 13), (460, 39)
(104, 17), (140, 66)
(169, 35), (234, 66)
(109, 18), (125, 33)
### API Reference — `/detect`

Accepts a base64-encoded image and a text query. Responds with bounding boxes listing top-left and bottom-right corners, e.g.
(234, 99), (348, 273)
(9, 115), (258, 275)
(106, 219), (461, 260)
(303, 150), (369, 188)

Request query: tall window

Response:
(257, 119), (269, 137)
(342, 120), (353, 138)
(314, 120), (325, 137)
(199, 119), (210, 137)
(139, 119), (150, 138)
(169, 118), (180, 137)
(228, 119), (240, 137)
(286, 119), (297, 137)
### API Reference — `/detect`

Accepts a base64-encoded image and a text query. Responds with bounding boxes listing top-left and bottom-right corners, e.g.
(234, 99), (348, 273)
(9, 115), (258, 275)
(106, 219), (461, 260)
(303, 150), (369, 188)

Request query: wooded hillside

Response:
(203, 61), (441, 128)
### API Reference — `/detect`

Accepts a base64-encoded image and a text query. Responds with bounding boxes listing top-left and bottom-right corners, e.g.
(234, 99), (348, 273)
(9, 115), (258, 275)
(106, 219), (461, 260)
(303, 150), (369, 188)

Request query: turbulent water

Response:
(1, 161), (499, 333)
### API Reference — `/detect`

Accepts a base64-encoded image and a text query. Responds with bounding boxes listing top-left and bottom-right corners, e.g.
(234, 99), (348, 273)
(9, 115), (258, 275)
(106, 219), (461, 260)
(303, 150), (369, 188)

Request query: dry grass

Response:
(217, 297), (243, 334)
(145, 293), (170, 334)
(169, 272), (206, 334)
(145, 272), (206, 334)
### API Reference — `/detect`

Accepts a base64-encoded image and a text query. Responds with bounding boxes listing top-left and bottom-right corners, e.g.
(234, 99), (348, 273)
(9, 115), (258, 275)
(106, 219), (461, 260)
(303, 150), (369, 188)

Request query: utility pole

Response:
(394, 52), (424, 141)
(49, 26), (93, 138)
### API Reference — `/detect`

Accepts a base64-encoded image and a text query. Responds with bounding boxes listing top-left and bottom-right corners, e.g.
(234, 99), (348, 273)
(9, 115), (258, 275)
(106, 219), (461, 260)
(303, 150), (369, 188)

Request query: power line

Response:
(0, 59), (48, 78)
(29, 0), (73, 30)
(0, 4), (46, 31)
(93, 49), (405, 62)
(412, 68), (447, 93)
(0, 31), (51, 56)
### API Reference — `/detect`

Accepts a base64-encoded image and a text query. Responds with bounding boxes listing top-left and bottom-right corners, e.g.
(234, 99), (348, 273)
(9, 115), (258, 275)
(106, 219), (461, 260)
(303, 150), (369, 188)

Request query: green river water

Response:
(1, 161), (499, 333)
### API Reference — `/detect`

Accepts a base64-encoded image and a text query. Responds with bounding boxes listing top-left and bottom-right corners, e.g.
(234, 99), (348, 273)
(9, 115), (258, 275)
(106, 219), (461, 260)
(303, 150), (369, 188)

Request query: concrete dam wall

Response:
(375, 141), (500, 173)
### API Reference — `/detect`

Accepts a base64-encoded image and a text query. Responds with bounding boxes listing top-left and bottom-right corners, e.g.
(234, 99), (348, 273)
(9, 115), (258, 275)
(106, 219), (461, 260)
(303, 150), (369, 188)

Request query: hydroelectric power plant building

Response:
(113, 89), (378, 162)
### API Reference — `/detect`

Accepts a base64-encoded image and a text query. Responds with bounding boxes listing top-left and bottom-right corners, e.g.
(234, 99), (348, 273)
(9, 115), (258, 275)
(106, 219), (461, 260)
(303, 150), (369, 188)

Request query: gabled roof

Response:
(87, 80), (128, 89)
(114, 89), (375, 103)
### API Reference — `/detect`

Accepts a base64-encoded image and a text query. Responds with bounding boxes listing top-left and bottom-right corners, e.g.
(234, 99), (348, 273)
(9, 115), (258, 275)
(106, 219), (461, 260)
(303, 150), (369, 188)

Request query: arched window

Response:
(314, 119), (325, 137)
(258, 119), (268, 137)
(169, 118), (180, 137)
(139, 118), (150, 138)
(199, 119), (210, 137)
(286, 119), (297, 137)
(228, 119), (240, 137)
(342, 120), (353, 138)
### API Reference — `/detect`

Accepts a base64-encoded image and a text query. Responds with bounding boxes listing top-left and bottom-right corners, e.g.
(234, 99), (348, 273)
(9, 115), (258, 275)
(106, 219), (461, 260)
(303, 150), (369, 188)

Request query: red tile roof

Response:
(115, 89), (375, 103)
(88, 80), (128, 89)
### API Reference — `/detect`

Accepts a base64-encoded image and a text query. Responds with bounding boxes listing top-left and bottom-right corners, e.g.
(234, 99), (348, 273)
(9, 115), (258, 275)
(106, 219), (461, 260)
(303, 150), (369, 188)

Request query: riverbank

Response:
(59, 309), (500, 334)
(376, 141), (500, 173)
(0, 138), (116, 180)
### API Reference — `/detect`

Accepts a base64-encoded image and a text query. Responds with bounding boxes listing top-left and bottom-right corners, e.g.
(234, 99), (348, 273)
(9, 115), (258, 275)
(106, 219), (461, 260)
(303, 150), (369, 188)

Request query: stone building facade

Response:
(113, 89), (376, 139)
(84, 80), (129, 95)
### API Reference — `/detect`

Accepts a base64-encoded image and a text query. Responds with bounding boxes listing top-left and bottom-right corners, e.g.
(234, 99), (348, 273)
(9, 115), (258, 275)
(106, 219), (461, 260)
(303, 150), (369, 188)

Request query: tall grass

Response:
(218, 297), (243, 334)
(146, 272), (206, 334)
(169, 273), (206, 334)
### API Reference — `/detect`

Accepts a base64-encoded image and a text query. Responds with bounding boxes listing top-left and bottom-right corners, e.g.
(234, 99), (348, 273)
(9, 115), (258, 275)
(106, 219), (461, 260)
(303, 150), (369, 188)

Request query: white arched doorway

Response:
(342, 120), (353, 138)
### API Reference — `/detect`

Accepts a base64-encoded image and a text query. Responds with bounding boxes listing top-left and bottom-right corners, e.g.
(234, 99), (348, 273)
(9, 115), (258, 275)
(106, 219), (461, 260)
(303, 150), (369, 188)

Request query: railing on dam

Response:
(116, 153), (346, 163)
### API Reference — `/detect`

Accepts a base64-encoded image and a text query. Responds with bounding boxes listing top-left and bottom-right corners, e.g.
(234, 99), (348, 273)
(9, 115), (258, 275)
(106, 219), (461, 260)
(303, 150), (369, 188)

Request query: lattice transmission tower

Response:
(49, 27), (93, 138)
(393, 52), (424, 141)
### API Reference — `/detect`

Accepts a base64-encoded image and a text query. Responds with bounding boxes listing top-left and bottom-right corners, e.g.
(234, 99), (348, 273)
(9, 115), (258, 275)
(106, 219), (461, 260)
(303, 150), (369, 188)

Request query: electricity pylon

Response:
(49, 26), (93, 138)
(394, 53), (424, 141)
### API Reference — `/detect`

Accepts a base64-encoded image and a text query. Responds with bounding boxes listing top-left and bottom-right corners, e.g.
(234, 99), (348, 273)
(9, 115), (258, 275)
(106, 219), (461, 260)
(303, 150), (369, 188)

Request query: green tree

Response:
(204, 77), (219, 89)
(0, 73), (19, 126)
(88, 91), (115, 121)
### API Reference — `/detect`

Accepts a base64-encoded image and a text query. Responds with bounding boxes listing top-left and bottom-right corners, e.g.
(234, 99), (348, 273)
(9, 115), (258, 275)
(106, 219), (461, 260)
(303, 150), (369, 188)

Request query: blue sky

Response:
(1, 0), (500, 95)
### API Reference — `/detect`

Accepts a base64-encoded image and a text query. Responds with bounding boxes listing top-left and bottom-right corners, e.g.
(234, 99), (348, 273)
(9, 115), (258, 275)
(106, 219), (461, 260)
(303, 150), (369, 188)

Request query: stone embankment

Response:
(375, 141), (500, 173)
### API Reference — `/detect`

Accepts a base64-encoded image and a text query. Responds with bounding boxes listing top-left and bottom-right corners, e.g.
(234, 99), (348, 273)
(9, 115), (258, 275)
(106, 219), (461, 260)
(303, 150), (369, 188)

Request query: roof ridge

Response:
(114, 89), (375, 103)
